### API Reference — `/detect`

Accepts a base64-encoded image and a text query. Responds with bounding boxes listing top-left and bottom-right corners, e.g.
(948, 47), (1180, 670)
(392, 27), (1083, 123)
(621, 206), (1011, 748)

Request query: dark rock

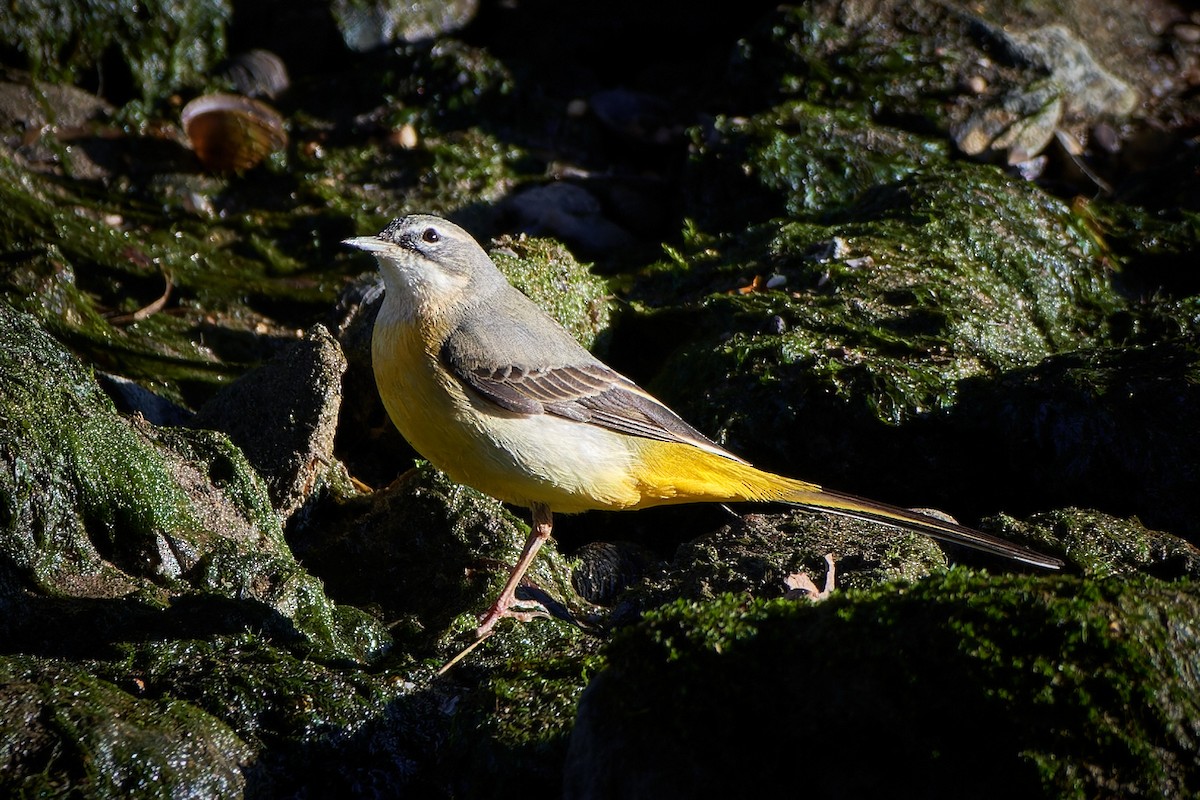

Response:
(333, 0), (478, 52)
(571, 540), (662, 607)
(566, 574), (1200, 799)
(0, 656), (252, 797)
(0, 0), (230, 104)
(193, 324), (348, 522)
(0, 301), (387, 661)
(503, 182), (635, 256)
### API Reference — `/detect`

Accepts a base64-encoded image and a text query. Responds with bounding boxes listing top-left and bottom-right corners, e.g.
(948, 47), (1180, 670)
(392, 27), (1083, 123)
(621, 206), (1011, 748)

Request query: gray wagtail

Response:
(345, 215), (1063, 637)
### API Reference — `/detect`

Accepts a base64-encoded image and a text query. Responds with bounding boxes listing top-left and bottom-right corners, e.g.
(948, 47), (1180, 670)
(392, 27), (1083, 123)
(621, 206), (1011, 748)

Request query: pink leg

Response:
(475, 502), (554, 637)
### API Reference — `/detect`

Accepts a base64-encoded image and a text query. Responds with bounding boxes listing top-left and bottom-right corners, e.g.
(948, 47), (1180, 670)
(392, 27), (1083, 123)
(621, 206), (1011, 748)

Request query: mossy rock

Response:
(567, 573), (1200, 799)
(1, 0), (230, 105)
(289, 464), (589, 658)
(630, 157), (1121, 484)
(0, 300), (388, 663)
(0, 655), (251, 797)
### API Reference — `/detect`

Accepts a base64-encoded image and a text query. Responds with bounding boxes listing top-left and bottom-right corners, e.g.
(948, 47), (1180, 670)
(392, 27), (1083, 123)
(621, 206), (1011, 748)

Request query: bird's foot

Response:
(475, 590), (550, 638)
(784, 553), (837, 601)
(437, 593), (551, 676)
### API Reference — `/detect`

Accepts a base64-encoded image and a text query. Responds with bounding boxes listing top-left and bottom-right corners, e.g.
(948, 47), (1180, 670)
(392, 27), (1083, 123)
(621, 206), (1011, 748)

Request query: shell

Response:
(217, 49), (290, 100)
(182, 93), (287, 173)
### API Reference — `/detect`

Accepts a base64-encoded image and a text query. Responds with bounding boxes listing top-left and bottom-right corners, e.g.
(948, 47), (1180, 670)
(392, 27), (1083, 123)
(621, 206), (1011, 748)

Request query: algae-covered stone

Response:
(641, 158), (1119, 473)
(439, 646), (604, 800)
(193, 324), (350, 523)
(610, 504), (1069, 626)
(290, 465), (588, 657)
(990, 508), (1200, 580)
(684, 102), (948, 228)
(0, 152), (314, 405)
(0, 655), (252, 797)
(626, 511), (949, 610)
(726, 2), (1151, 157)
(566, 574), (1200, 799)
(99, 635), (424, 796)
(0, 301), (388, 662)
(0, 301), (212, 599)
(2, 0), (231, 105)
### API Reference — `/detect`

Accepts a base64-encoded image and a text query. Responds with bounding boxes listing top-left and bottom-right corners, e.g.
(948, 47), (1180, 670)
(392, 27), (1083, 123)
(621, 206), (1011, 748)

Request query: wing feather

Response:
(447, 348), (741, 461)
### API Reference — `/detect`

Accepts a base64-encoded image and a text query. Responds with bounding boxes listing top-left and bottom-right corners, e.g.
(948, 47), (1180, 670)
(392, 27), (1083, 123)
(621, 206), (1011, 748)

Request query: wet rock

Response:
(725, 1), (1192, 193)
(0, 0), (230, 105)
(571, 540), (662, 607)
(616, 507), (1021, 622)
(954, 23), (1139, 165)
(0, 302), (436, 794)
(992, 508), (1200, 580)
(993, 23), (1139, 119)
(0, 71), (115, 178)
(289, 465), (585, 654)
(0, 301), (386, 661)
(658, 158), (1121, 465)
(333, 0), (478, 52)
(503, 182), (635, 256)
(98, 372), (194, 427)
(682, 102), (947, 229)
(566, 574), (1200, 798)
(193, 324), (348, 523)
(0, 656), (253, 797)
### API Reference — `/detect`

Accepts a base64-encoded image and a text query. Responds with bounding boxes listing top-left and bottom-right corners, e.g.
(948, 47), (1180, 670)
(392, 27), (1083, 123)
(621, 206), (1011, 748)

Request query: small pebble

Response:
(392, 123), (419, 150)
(1173, 23), (1200, 43)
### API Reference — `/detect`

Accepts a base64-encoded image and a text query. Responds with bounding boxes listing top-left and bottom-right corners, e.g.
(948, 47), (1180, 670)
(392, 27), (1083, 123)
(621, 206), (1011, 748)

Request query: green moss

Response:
(643, 160), (1121, 451)
(1, 0), (230, 105)
(0, 302), (390, 660)
(289, 465), (588, 658)
(728, 4), (958, 120)
(0, 654), (251, 797)
(0, 153), (312, 402)
(440, 646), (604, 799)
(990, 510), (1153, 571)
(687, 103), (947, 227)
(118, 635), (400, 746)
(0, 302), (204, 590)
(572, 573), (1200, 797)
(1087, 203), (1200, 342)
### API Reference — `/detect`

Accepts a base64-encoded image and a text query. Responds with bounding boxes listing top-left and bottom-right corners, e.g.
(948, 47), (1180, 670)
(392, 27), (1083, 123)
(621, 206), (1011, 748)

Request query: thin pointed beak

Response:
(343, 235), (390, 253)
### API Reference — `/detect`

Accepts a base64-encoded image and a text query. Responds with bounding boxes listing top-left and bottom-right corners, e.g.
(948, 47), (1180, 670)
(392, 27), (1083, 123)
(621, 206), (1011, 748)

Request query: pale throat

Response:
(376, 255), (470, 325)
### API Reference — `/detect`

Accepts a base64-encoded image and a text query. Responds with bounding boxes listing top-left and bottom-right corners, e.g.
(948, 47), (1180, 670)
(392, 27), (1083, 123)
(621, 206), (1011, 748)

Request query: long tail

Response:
(774, 480), (1064, 569)
(634, 443), (1064, 569)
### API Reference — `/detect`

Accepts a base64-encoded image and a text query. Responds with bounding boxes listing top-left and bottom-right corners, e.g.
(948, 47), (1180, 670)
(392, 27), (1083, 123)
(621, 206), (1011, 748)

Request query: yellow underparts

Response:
(373, 312), (890, 518)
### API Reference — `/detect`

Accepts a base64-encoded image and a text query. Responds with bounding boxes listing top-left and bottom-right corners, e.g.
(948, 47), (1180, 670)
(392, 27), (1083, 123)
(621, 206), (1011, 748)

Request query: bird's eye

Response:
(421, 228), (440, 244)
